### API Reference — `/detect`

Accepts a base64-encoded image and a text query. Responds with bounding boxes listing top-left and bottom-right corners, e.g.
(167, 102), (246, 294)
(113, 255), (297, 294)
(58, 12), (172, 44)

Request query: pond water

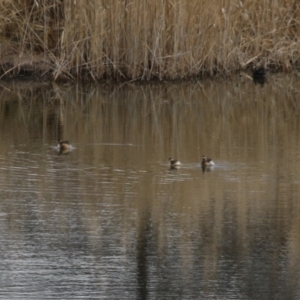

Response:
(0, 74), (300, 299)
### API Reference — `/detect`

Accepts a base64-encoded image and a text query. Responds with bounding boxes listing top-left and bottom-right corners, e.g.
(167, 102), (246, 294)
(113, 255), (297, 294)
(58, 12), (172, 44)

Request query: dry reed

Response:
(0, 0), (300, 80)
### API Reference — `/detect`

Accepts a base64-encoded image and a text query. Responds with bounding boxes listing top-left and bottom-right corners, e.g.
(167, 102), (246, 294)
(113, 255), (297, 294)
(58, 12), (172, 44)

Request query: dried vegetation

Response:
(0, 0), (299, 80)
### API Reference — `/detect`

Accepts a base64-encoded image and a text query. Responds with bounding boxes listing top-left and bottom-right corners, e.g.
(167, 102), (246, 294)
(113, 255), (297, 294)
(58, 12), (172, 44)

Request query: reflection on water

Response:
(0, 75), (300, 299)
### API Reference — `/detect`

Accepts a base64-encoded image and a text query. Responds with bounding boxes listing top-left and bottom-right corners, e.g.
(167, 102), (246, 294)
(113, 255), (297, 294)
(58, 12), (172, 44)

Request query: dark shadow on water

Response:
(169, 166), (180, 171)
(137, 212), (152, 300)
(201, 165), (214, 173)
(253, 76), (267, 86)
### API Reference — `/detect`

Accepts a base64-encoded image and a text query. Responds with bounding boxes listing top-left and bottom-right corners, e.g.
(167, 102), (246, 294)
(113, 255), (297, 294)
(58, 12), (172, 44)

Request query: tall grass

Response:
(0, 0), (300, 80)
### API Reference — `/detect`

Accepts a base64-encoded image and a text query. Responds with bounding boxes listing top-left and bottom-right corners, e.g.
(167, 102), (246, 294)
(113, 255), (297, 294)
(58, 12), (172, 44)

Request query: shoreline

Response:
(0, 52), (286, 83)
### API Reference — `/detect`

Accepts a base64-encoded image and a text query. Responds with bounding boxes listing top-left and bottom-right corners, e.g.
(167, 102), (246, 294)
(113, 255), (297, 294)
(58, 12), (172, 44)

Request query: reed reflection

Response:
(0, 74), (300, 298)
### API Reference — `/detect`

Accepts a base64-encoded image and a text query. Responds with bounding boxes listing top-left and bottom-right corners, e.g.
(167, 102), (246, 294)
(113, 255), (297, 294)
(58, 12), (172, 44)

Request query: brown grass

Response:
(0, 0), (300, 80)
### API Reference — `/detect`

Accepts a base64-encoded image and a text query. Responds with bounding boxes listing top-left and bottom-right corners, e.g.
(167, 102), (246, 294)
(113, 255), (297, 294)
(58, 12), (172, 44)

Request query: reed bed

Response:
(0, 0), (300, 80)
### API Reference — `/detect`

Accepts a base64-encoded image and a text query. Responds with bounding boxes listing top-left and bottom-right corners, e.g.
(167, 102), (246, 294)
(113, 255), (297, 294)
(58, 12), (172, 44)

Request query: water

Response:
(0, 74), (300, 299)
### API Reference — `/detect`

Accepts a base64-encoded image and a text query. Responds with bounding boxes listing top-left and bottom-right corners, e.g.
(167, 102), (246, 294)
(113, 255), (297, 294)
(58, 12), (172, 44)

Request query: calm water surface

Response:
(0, 75), (300, 299)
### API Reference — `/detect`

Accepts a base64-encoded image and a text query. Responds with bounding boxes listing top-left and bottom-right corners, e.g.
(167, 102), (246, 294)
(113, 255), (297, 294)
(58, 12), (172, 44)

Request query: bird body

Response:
(58, 140), (71, 154)
(201, 155), (214, 167)
(169, 158), (181, 167)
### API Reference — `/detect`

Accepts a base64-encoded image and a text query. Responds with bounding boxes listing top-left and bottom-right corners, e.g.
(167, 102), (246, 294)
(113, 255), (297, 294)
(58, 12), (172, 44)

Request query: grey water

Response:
(0, 74), (300, 299)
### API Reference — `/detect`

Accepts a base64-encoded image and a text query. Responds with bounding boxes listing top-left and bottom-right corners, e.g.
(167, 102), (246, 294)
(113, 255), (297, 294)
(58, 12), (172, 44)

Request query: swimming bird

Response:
(169, 157), (181, 167)
(58, 140), (71, 154)
(252, 67), (266, 78)
(201, 155), (214, 167)
(252, 67), (266, 85)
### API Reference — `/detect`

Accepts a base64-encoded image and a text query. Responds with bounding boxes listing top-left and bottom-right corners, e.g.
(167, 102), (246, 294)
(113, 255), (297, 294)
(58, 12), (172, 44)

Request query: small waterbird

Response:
(252, 67), (266, 85)
(201, 155), (215, 167)
(58, 140), (71, 154)
(169, 157), (181, 167)
(252, 67), (266, 78)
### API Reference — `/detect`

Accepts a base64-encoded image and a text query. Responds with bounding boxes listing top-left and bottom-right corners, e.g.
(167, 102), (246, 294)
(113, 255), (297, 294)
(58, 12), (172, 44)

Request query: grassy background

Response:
(0, 0), (299, 80)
